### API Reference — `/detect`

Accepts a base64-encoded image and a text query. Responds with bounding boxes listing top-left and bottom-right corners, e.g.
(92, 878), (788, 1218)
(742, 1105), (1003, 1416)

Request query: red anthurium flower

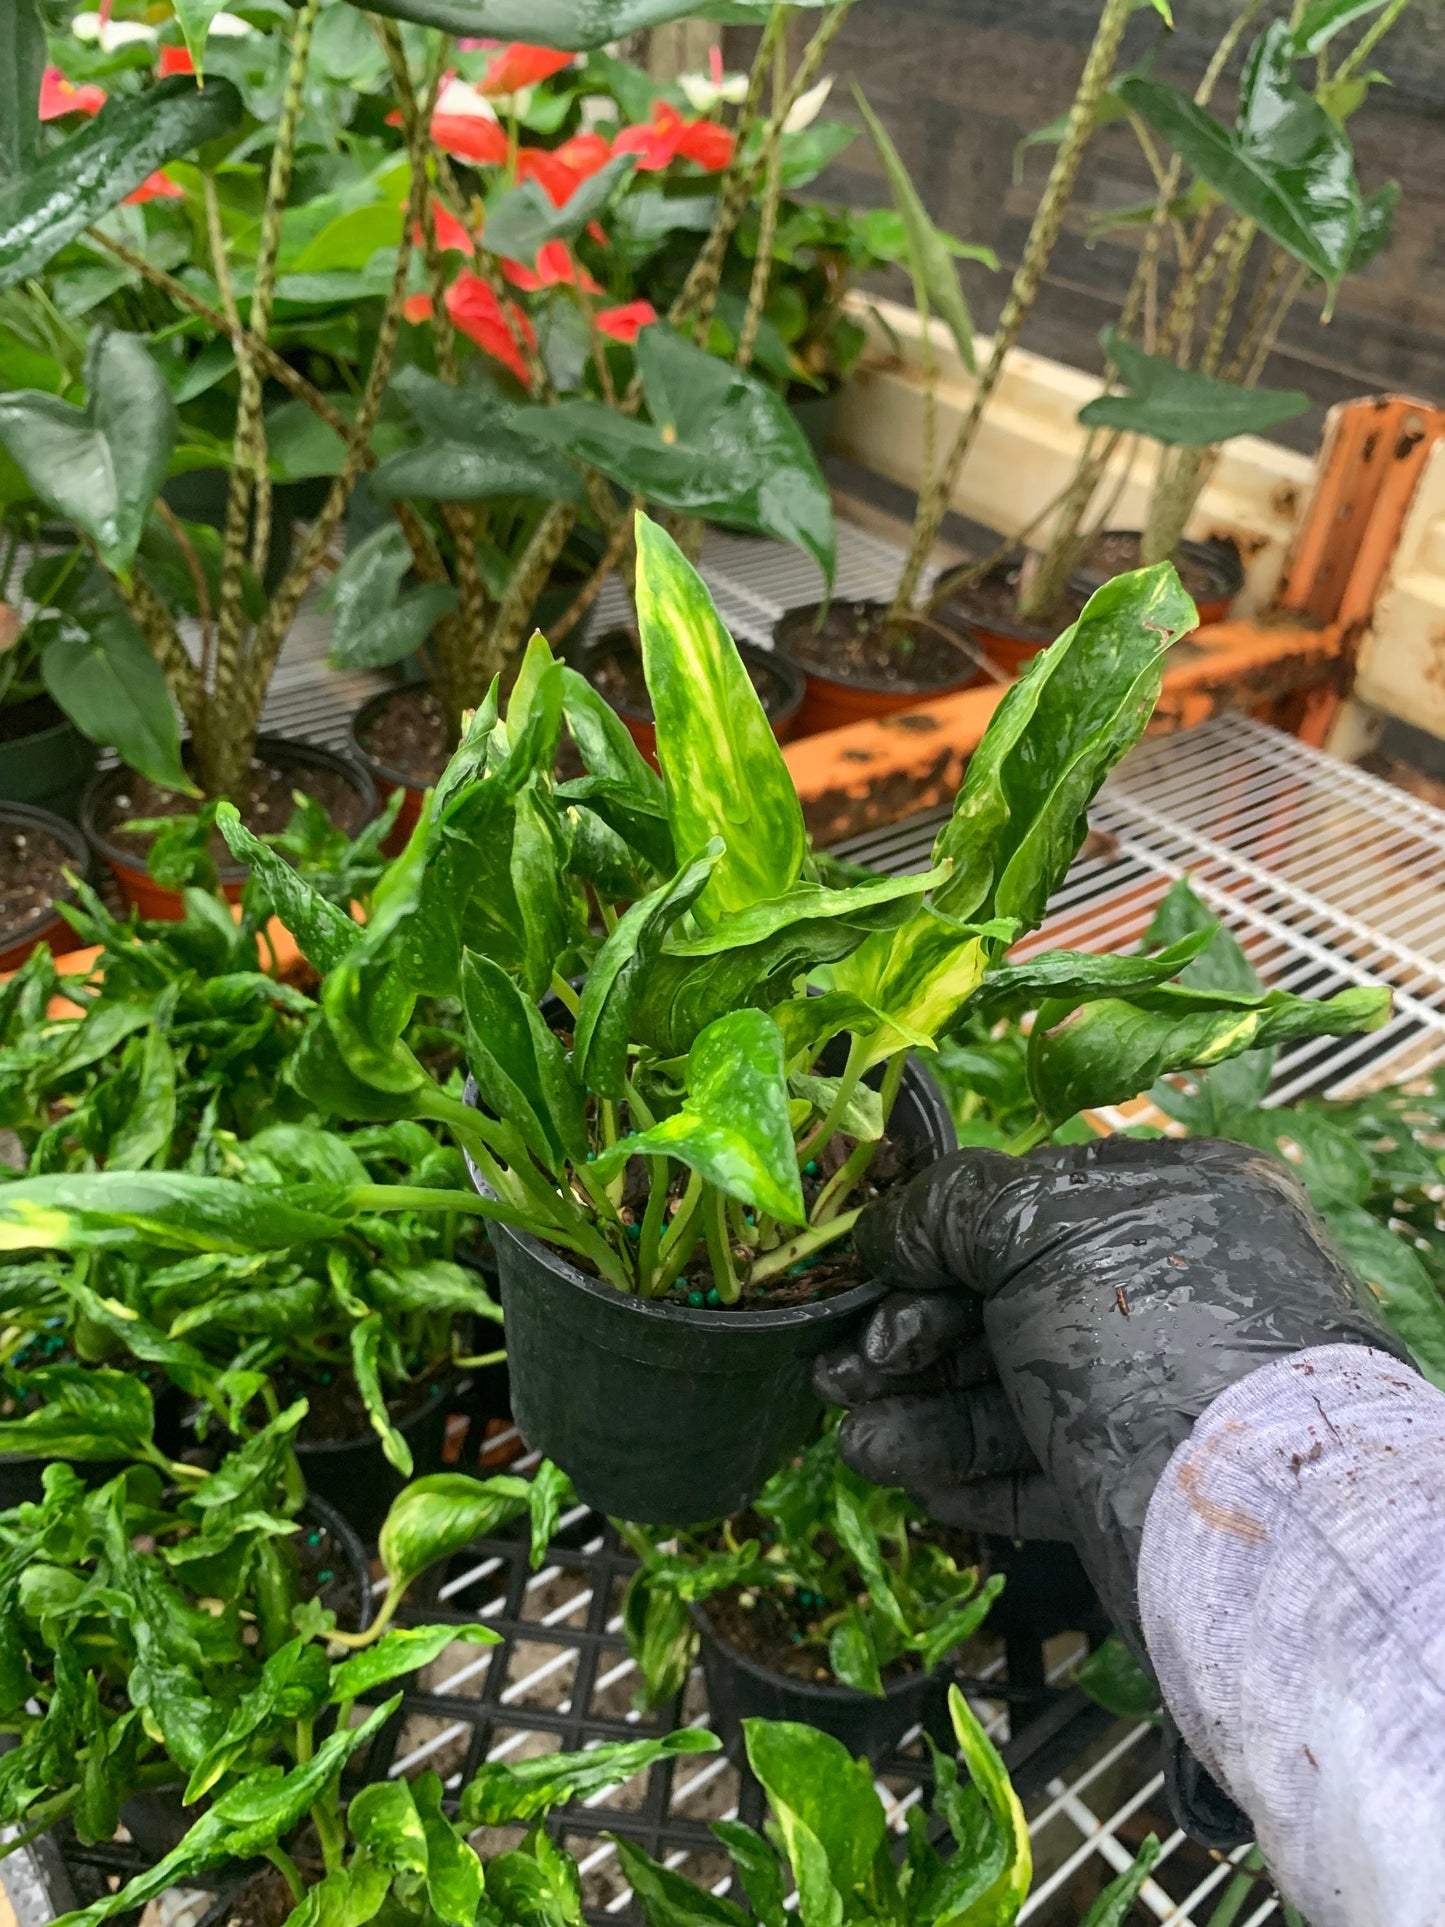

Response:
(553, 131), (613, 181)
(613, 102), (683, 171)
(413, 202), (475, 254)
(432, 111), (508, 164)
(515, 146), (581, 207)
(595, 300), (656, 343)
(446, 272), (535, 385)
(501, 240), (602, 294)
(403, 293), (435, 325)
(478, 44), (574, 95)
(430, 77), (508, 164)
(158, 44), (194, 76)
(675, 117), (734, 171)
(124, 171), (184, 205)
(586, 221), (607, 245)
(39, 67), (106, 119)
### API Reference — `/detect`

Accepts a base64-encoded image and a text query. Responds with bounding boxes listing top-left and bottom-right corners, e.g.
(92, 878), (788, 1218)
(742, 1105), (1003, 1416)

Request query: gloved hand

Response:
(815, 1135), (1402, 1655)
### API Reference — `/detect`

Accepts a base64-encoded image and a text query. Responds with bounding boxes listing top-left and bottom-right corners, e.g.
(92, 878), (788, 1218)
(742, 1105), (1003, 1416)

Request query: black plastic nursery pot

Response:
(0, 696), (98, 824)
(473, 1060), (955, 1526)
(296, 1371), (459, 1545)
(693, 1603), (954, 1765)
(117, 1494), (373, 1864)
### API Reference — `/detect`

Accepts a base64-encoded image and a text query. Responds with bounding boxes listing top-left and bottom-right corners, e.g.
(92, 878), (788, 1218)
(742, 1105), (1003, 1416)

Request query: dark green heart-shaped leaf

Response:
(1079, 328), (1308, 446)
(484, 152), (635, 264)
(0, 77), (243, 290)
(0, 330), (175, 574)
(1119, 27), (1361, 300)
(37, 609), (190, 791)
(520, 329), (834, 581)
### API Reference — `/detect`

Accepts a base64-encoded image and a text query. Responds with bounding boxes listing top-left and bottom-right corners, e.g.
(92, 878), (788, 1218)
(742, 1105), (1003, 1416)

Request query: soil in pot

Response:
(288, 1362), (460, 1544)
(930, 556), (1087, 678)
(477, 1052), (955, 1525)
(0, 804), (87, 972)
(83, 738), (376, 921)
(580, 628), (804, 766)
(1073, 530), (1242, 627)
(775, 599), (987, 737)
(352, 684), (449, 855)
(694, 1593), (954, 1764)
(0, 693), (97, 822)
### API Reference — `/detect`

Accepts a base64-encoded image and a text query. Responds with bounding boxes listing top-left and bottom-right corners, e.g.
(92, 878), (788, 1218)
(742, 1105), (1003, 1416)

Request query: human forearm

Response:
(1139, 1344), (1445, 1927)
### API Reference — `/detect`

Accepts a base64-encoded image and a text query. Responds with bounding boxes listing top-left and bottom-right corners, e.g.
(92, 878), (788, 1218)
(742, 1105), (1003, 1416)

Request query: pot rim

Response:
(691, 1599), (933, 1705)
(80, 733), (379, 884)
(301, 1489), (375, 1634)
(1070, 528), (1245, 600)
(485, 1209), (887, 1334)
(774, 598), (986, 697)
(350, 684), (436, 798)
(927, 557), (1066, 648)
(0, 800), (89, 957)
(577, 627), (807, 730)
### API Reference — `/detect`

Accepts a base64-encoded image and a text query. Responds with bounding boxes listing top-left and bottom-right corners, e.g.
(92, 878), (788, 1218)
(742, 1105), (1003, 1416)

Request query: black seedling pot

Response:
(693, 1604), (955, 1765)
(0, 1376), (186, 1513)
(471, 1060), (954, 1525)
(118, 1495), (371, 1865)
(297, 1374), (458, 1545)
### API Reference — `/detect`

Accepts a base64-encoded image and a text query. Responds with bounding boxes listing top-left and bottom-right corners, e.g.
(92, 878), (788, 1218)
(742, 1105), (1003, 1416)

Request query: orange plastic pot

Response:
(0, 803), (90, 972)
(576, 628), (804, 768)
(927, 560), (1066, 678)
(1071, 532), (1244, 629)
(774, 600), (986, 736)
(81, 737), (378, 920)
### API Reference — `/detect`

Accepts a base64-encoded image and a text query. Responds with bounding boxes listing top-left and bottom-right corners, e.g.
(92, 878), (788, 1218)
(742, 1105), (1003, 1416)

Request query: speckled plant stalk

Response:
(205, 0), (320, 800)
(887, 0), (1136, 623)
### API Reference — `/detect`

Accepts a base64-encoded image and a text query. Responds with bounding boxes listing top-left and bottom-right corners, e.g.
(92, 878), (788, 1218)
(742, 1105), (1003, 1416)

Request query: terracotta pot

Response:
(927, 557), (1071, 678)
(350, 686), (434, 856)
(0, 802), (90, 973)
(575, 628), (805, 768)
(773, 599), (986, 736)
(1070, 531), (1245, 629)
(80, 736), (378, 920)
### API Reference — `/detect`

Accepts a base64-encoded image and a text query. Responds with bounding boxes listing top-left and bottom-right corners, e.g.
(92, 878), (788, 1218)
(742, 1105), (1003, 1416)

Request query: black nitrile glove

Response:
(815, 1135), (1402, 1653)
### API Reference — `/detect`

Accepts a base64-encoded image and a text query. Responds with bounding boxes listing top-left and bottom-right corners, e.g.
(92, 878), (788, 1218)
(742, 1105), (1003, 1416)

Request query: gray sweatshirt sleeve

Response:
(1137, 1343), (1445, 1927)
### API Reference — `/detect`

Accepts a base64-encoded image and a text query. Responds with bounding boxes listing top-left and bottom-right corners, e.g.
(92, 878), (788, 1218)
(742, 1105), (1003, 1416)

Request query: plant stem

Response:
(797, 1030), (866, 1170)
(210, 0), (321, 795)
(1336, 0), (1410, 81)
(736, 27), (789, 372)
(809, 1050), (907, 1223)
(1004, 1117), (1052, 1156)
(704, 1185), (741, 1303)
(748, 1206), (861, 1286)
(549, 972), (581, 1016)
(890, 0), (1135, 617)
(651, 1170), (704, 1296)
(264, 1848), (304, 1904)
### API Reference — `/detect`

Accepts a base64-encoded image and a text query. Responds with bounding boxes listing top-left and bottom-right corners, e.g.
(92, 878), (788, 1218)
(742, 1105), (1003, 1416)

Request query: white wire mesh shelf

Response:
(837, 710), (1445, 1118)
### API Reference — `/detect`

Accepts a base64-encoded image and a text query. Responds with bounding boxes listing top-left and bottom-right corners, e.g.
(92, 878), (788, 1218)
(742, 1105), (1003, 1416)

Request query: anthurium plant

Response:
(619, 1420), (1002, 1706)
(0, 864), (504, 1475)
(0, 0), (840, 794)
(0, 517), (1388, 1307)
